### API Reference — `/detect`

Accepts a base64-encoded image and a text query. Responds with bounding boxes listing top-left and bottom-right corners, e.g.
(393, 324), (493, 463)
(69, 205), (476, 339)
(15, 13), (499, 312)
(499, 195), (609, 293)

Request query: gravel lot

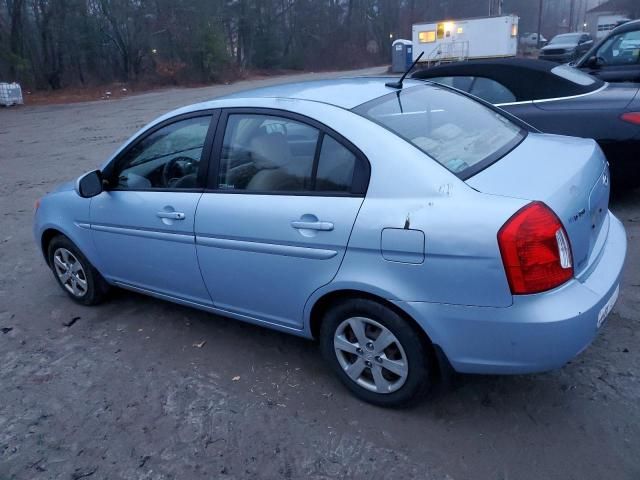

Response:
(1, 67), (639, 480)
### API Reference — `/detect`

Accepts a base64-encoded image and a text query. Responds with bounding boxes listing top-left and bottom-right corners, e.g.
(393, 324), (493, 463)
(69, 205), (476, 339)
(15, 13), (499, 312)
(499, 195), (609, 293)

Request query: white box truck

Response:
(412, 15), (519, 65)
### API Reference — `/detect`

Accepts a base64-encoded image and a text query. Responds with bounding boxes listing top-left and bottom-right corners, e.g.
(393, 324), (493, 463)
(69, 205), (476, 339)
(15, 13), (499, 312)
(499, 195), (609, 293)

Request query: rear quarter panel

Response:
(333, 190), (526, 307)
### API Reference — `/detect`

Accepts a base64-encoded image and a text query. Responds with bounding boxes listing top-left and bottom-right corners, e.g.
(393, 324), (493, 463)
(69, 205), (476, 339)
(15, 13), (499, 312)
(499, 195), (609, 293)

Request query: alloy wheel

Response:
(53, 248), (88, 297)
(333, 316), (409, 394)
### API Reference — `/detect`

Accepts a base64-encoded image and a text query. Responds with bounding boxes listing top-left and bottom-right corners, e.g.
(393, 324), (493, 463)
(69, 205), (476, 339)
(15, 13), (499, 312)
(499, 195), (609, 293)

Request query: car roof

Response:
(216, 77), (425, 110)
(552, 32), (585, 37)
(614, 18), (640, 34)
(411, 58), (604, 102)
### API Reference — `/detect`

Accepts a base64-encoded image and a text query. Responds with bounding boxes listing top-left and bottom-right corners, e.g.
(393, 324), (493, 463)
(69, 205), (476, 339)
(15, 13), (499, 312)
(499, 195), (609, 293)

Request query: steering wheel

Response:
(162, 156), (197, 188)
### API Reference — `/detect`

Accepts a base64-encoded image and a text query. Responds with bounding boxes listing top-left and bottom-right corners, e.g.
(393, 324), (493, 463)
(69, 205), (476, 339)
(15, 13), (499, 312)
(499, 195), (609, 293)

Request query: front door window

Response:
(112, 116), (212, 190)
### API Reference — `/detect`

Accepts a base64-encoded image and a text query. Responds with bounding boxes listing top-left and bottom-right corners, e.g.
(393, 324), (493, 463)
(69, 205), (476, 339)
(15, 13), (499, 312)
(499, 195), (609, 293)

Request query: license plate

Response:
(597, 285), (619, 329)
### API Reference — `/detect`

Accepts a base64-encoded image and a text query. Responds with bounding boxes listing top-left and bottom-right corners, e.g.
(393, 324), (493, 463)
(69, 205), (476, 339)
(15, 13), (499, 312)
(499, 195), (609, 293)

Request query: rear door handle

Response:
(157, 211), (185, 220)
(291, 220), (334, 231)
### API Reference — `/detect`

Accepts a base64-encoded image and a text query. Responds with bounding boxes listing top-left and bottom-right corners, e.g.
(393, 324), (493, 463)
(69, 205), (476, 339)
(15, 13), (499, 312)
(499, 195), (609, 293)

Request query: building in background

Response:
(585, 0), (634, 38)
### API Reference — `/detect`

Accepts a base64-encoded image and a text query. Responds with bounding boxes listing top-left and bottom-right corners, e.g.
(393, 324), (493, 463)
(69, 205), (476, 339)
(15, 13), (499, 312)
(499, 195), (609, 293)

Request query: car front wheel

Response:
(48, 235), (109, 306)
(319, 298), (433, 407)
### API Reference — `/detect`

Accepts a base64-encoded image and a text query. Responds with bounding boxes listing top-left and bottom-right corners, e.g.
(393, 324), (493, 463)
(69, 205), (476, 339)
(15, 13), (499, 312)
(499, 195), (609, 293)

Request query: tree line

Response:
(0, 0), (420, 90)
(1, 0), (637, 91)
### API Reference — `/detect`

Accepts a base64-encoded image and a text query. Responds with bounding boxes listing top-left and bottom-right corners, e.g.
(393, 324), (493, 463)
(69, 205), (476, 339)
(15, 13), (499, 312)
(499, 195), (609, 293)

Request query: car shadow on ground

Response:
(95, 286), (601, 418)
(610, 184), (640, 211)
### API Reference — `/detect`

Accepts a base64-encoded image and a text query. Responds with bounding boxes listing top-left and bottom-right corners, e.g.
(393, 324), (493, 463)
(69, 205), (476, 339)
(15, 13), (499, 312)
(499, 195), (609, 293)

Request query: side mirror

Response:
(76, 170), (104, 198)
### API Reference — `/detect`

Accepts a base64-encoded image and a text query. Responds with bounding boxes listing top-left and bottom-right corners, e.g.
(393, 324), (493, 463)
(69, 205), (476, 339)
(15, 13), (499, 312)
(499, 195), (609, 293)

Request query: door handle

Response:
(291, 220), (334, 231)
(157, 211), (185, 220)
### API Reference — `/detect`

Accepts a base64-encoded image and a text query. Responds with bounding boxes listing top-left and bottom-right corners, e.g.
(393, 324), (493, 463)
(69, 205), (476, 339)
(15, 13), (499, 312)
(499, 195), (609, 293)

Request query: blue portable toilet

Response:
(391, 39), (413, 73)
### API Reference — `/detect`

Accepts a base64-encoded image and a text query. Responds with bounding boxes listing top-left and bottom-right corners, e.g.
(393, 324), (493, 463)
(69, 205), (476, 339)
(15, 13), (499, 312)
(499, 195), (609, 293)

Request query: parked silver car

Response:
(34, 78), (626, 406)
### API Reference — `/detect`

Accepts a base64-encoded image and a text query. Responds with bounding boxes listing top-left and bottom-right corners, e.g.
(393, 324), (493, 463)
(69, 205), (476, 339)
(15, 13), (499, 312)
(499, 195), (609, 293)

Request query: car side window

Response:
(469, 77), (517, 104)
(597, 30), (640, 66)
(113, 116), (211, 190)
(428, 76), (475, 92)
(315, 135), (356, 192)
(217, 114), (319, 192)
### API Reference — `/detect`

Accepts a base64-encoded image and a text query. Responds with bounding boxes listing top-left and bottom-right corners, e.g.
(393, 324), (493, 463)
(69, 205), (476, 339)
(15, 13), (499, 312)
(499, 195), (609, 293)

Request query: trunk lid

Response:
(467, 133), (609, 275)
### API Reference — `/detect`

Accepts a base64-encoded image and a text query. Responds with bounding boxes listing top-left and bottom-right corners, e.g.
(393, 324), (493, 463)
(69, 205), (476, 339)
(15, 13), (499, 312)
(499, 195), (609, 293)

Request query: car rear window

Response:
(353, 84), (526, 179)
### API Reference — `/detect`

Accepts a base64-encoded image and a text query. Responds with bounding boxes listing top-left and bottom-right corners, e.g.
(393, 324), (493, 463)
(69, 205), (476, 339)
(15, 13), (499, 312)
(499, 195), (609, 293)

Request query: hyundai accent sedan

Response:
(34, 77), (627, 407)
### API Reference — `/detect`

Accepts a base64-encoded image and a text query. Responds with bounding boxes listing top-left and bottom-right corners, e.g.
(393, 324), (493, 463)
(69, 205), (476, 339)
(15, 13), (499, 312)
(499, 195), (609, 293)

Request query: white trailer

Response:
(412, 15), (519, 65)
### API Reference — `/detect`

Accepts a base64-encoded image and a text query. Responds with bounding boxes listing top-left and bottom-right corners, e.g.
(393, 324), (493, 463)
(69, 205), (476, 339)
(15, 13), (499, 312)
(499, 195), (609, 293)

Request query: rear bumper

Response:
(395, 212), (627, 374)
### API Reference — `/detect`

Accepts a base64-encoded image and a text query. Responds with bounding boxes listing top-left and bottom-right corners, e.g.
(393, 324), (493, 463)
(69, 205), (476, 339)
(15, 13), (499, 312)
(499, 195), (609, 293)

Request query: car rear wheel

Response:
(48, 236), (109, 306)
(319, 298), (433, 407)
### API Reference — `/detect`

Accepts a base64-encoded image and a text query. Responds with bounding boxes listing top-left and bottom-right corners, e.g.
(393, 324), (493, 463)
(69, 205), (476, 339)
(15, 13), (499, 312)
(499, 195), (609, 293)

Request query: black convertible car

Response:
(412, 58), (640, 186)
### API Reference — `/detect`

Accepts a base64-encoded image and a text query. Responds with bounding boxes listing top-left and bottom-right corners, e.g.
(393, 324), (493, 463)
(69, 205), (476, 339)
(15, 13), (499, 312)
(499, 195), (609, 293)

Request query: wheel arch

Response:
(308, 288), (452, 380)
(309, 289), (432, 345)
(41, 228), (64, 266)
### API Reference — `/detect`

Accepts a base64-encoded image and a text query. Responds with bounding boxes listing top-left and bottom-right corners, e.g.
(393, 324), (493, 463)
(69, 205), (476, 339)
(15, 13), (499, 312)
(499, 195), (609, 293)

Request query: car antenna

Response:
(386, 52), (424, 89)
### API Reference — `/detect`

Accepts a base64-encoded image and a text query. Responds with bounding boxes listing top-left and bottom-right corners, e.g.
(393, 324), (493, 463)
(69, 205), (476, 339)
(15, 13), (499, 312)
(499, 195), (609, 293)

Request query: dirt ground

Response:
(0, 66), (638, 480)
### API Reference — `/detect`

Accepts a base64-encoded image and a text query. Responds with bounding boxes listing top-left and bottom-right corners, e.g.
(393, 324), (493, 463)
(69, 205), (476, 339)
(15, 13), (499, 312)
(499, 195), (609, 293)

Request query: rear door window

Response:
(315, 135), (356, 192)
(214, 112), (369, 195)
(218, 114), (318, 192)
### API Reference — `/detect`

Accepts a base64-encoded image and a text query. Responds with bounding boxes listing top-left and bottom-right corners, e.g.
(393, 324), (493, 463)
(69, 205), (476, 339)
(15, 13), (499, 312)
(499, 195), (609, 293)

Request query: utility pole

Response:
(537, 0), (544, 49)
(569, 0), (576, 31)
(489, 0), (503, 16)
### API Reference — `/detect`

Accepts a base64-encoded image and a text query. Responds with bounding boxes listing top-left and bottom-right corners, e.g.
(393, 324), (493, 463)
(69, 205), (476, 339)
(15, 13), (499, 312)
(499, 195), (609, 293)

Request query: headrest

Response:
(249, 133), (290, 169)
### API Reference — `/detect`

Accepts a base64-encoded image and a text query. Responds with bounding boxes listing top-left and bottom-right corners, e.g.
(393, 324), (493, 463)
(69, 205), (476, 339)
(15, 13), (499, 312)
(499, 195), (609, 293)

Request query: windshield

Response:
(353, 84), (525, 179)
(550, 33), (581, 44)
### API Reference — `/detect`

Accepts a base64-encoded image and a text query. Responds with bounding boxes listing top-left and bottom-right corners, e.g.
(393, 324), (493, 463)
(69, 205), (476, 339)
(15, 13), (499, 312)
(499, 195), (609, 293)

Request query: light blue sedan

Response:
(33, 78), (627, 406)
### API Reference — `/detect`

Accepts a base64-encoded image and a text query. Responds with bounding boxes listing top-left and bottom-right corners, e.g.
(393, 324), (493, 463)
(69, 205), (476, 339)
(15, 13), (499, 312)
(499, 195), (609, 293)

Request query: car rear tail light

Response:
(498, 202), (573, 295)
(621, 112), (640, 125)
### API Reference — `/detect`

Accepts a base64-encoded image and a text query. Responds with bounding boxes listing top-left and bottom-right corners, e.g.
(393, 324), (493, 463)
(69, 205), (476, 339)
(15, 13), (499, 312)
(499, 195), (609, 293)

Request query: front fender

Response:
(33, 190), (102, 273)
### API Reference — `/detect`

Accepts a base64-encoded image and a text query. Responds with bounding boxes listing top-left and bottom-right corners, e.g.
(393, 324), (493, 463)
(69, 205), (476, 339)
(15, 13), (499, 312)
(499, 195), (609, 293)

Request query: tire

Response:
(47, 235), (110, 306)
(319, 298), (434, 407)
